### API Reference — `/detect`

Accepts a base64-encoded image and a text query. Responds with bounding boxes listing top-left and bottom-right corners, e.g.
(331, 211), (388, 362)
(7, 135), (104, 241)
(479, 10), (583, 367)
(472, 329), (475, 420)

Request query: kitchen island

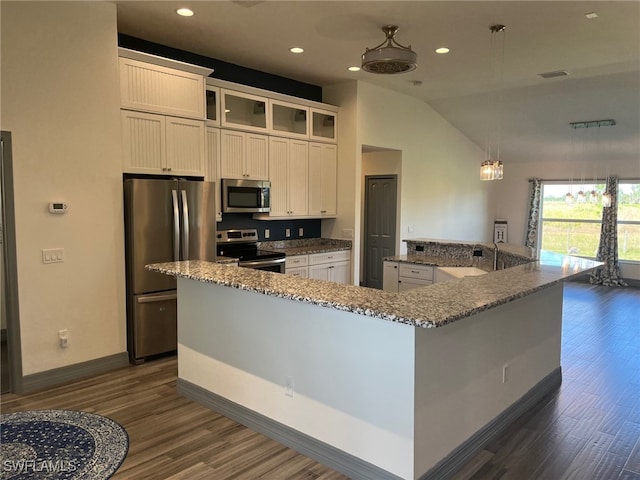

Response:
(147, 252), (600, 480)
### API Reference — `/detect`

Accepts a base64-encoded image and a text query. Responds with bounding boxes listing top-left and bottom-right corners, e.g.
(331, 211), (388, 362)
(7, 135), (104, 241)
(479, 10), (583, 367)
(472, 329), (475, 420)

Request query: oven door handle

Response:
(239, 257), (286, 268)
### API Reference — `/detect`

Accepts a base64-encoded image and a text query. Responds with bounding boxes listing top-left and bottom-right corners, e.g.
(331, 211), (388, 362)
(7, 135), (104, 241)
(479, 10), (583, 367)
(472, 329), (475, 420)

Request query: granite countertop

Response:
(147, 252), (601, 329)
(259, 238), (352, 256)
(216, 256), (238, 265)
(385, 254), (491, 270)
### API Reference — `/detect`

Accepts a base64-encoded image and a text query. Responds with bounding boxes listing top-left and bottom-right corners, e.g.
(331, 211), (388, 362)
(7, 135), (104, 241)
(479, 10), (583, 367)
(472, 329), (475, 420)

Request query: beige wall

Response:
(324, 80), (491, 284)
(1, 2), (126, 375)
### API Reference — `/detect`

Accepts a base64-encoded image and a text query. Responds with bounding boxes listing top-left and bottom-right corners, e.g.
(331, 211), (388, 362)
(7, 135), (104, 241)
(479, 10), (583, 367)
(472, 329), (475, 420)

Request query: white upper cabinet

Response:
(270, 100), (309, 139)
(268, 137), (308, 217)
(310, 108), (337, 143)
(220, 130), (269, 180)
(308, 142), (337, 217)
(122, 110), (205, 176)
(221, 89), (269, 133)
(205, 126), (222, 221)
(119, 58), (205, 119)
(205, 86), (220, 126)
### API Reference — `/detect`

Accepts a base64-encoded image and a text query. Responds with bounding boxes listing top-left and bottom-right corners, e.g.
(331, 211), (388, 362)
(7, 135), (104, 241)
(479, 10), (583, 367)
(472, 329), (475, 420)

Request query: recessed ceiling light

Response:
(348, 66), (361, 72)
(435, 47), (450, 54)
(585, 12), (598, 19)
(176, 8), (194, 17)
(289, 47), (304, 54)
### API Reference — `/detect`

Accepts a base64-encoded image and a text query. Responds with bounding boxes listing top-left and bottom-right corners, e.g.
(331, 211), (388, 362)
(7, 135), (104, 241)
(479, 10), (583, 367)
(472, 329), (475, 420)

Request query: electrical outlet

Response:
(502, 364), (509, 383)
(264, 229), (270, 239)
(298, 228), (304, 237)
(284, 376), (294, 397)
(58, 329), (69, 349)
(285, 228), (291, 238)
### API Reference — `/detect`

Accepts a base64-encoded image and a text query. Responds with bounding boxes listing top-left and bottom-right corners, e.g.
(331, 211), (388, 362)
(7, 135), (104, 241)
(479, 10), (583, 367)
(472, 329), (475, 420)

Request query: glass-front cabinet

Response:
(205, 86), (220, 126)
(221, 89), (269, 133)
(310, 108), (337, 143)
(270, 100), (309, 139)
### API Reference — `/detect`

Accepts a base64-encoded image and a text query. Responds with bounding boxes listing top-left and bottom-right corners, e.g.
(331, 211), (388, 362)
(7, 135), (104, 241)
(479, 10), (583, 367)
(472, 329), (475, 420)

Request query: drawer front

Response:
(286, 266), (309, 278)
(285, 255), (309, 267)
(308, 250), (350, 265)
(399, 264), (434, 280)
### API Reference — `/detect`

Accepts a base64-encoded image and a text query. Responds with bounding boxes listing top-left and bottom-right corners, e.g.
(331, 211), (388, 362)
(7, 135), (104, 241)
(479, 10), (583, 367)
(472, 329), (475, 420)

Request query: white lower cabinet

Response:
(285, 255), (309, 278)
(383, 261), (399, 292)
(286, 250), (350, 284)
(383, 261), (434, 292)
(308, 250), (350, 284)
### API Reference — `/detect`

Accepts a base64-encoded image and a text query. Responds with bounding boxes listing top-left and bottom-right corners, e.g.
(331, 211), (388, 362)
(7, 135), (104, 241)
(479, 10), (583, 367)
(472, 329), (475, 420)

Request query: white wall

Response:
(414, 284), (563, 476)
(1, 2), (126, 375)
(489, 158), (640, 280)
(178, 278), (416, 479)
(361, 150), (403, 280)
(324, 81), (491, 284)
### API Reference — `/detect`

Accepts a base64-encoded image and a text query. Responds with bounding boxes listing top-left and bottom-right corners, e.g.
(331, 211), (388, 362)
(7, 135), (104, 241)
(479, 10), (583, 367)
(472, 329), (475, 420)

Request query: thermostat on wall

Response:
(49, 202), (68, 214)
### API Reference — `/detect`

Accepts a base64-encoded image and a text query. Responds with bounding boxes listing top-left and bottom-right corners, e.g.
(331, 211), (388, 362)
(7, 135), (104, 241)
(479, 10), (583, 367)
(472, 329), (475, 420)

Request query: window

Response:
(539, 181), (640, 262)
(618, 182), (640, 261)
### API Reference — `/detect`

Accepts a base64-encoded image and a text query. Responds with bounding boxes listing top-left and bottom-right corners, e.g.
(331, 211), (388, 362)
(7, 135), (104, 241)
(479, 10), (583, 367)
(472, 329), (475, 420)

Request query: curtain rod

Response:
(531, 177), (640, 183)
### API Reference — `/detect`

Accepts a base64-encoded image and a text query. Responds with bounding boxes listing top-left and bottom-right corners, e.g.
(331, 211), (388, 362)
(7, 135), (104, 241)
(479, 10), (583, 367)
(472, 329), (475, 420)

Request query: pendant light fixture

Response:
(568, 118), (617, 207)
(480, 24), (507, 181)
(361, 25), (417, 74)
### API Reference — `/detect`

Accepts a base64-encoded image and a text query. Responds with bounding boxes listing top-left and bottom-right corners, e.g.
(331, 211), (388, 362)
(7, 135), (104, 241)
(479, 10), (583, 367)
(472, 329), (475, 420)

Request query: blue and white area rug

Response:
(0, 409), (128, 479)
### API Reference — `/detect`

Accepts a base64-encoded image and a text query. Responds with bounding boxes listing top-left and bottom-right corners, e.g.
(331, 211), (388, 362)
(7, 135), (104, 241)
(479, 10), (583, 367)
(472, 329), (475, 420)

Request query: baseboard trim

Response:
(177, 378), (403, 480)
(418, 367), (562, 480)
(20, 352), (129, 393)
(179, 368), (561, 480)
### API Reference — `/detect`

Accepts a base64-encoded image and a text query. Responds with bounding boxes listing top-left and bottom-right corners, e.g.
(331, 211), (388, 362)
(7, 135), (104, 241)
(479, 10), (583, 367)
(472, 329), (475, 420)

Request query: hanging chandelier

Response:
(480, 24), (507, 181)
(361, 25), (417, 74)
(568, 118), (617, 206)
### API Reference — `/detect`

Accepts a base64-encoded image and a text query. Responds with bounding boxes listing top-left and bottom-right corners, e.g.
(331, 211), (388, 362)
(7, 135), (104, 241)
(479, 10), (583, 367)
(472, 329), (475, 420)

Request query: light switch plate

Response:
(42, 248), (64, 264)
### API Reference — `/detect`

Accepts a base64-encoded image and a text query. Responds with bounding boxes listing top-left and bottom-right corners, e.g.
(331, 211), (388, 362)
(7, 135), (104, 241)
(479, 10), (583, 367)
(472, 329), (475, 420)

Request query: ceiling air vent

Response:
(538, 70), (569, 79)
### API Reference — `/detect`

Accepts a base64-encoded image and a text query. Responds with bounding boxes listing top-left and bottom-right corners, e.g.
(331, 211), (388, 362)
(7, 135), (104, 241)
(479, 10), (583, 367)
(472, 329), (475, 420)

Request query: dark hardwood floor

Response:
(1, 282), (639, 479)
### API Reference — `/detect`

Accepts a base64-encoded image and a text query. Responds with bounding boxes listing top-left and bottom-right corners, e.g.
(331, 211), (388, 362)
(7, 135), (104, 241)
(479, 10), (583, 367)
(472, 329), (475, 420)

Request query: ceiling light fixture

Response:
(361, 25), (417, 74)
(176, 8), (194, 17)
(435, 47), (450, 54)
(348, 66), (361, 72)
(480, 24), (507, 181)
(289, 47), (304, 54)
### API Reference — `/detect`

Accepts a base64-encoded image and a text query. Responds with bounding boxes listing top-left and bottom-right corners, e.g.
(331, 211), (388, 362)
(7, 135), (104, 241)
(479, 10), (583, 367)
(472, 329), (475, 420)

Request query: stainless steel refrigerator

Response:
(124, 178), (217, 363)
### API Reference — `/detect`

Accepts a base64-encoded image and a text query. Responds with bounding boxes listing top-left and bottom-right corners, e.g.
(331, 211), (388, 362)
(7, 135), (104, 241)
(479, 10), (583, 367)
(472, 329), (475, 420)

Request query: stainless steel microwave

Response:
(221, 179), (271, 213)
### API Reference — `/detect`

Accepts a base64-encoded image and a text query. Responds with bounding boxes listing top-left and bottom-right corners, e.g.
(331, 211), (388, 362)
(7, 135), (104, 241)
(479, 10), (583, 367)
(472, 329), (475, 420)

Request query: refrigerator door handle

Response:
(181, 189), (189, 260)
(171, 189), (180, 261)
(137, 293), (178, 303)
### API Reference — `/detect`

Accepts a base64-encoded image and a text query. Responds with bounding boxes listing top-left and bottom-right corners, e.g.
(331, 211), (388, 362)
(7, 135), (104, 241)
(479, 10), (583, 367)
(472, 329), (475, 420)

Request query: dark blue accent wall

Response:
(118, 34), (323, 102)
(218, 214), (321, 242)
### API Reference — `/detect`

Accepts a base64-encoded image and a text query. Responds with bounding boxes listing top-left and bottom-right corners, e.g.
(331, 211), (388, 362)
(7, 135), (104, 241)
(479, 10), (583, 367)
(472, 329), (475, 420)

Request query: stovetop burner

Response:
(216, 228), (285, 263)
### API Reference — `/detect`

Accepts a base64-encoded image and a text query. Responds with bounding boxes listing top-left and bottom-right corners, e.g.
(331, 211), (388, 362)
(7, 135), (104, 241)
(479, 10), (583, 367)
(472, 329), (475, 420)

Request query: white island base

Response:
(175, 277), (563, 480)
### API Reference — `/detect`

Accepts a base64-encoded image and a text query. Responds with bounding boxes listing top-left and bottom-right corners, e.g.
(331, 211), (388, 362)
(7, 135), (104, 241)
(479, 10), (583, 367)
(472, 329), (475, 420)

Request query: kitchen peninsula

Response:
(147, 247), (600, 480)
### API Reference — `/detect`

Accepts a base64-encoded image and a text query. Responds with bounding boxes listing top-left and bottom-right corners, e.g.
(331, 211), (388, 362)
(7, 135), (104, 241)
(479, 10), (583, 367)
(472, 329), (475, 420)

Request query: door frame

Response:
(362, 174), (398, 288)
(1, 131), (24, 393)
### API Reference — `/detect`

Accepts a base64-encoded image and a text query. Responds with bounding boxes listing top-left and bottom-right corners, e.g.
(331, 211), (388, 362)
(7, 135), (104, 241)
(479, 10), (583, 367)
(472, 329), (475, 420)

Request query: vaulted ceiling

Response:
(115, 1), (640, 165)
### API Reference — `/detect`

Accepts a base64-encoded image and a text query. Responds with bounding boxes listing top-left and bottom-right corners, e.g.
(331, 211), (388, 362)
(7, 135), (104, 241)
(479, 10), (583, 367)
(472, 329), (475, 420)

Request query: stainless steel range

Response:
(216, 229), (286, 273)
